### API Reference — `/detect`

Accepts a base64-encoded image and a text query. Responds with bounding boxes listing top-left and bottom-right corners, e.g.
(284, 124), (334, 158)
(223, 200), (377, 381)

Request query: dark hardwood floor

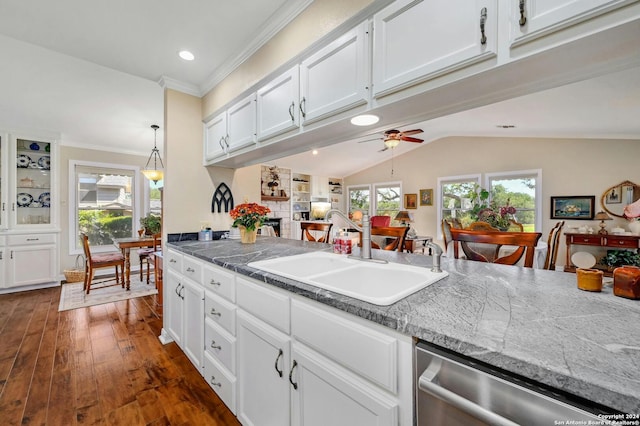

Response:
(0, 285), (240, 426)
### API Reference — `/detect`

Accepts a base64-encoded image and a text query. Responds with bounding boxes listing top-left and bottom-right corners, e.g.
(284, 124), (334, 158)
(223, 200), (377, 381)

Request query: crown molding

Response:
(158, 76), (202, 97)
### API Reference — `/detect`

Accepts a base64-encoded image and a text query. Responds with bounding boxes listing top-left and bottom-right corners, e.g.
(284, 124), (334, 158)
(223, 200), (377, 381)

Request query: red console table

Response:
(564, 232), (640, 274)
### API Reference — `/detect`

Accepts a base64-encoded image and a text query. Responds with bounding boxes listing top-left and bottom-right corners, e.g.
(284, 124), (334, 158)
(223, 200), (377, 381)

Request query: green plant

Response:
(140, 214), (162, 235)
(601, 250), (640, 268)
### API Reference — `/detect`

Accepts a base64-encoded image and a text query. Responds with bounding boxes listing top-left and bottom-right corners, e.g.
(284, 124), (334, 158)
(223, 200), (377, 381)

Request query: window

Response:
(69, 161), (147, 253)
(348, 182), (402, 222)
(437, 174), (481, 238)
(486, 169), (542, 232)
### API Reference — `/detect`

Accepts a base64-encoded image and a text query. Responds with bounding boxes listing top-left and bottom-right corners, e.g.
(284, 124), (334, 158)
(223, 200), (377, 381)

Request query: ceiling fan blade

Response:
(400, 129), (423, 136)
(378, 146), (388, 152)
(401, 136), (424, 143)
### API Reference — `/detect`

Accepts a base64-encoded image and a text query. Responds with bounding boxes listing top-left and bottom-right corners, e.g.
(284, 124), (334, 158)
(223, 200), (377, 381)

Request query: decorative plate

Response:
(17, 193), (33, 207)
(17, 154), (31, 168)
(571, 251), (596, 269)
(37, 156), (51, 169)
(39, 192), (51, 208)
(30, 142), (40, 151)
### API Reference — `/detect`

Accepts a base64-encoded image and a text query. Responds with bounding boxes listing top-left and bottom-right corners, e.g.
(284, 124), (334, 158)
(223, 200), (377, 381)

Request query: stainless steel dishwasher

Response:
(415, 341), (613, 425)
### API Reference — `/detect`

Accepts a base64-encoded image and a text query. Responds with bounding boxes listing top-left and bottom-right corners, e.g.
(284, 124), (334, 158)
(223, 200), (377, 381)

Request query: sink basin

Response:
(248, 252), (448, 306)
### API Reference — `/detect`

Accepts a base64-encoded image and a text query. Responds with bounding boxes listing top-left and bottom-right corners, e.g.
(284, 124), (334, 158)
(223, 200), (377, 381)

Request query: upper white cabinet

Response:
(203, 93), (256, 164)
(372, 0), (497, 97)
(203, 112), (227, 162)
(509, 0), (637, 47)
(257, 66), (300, 141)
(299, 22), (370, 124)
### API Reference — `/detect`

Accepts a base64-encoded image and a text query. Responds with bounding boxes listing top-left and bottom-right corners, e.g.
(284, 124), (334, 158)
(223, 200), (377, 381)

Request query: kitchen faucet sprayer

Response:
(324, 209), (373, 260)
(425, 241), (443, 273)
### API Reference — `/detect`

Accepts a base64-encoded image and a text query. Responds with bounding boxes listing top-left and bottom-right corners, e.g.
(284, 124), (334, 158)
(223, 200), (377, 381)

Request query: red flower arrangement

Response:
(230, 203), (271, 231)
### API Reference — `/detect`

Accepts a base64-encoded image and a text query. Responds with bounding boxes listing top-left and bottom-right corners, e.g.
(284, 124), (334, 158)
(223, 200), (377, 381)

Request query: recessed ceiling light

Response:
(312, 149), (318, 155)
(351, 114), (380, 126)
(179, 50), (195, 61)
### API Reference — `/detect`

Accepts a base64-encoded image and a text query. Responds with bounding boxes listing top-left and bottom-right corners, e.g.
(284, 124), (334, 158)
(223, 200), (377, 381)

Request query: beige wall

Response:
(344, 136), (640, 267)
(202, 0), (373, 117)
(59, 145), (147, 271)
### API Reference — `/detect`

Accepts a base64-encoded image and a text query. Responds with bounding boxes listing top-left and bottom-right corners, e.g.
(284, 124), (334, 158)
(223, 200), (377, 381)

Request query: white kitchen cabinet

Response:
(299, 22), (369, 124)
(0, 133), (7, 229)
(182, 277), (205, 371)
(256, 66), (300, 141)
(4, 234), (57, 289)
(236, 310), (291, 426)
(291, 342), (398, 426)
(203, 111), (227, 162)
(509, 0), (637, 47)
(310, 175), (329, 198)
(372, 0), (497, 97)
(165, 269), (184, 347)
(227, 93), (257, 152)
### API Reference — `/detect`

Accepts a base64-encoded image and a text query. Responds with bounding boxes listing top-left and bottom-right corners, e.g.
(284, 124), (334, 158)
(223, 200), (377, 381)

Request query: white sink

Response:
(248, 252), (448, 306)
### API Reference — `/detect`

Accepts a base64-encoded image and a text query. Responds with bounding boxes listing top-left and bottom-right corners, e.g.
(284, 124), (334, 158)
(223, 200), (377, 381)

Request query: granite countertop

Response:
(167, 236), (640, 414)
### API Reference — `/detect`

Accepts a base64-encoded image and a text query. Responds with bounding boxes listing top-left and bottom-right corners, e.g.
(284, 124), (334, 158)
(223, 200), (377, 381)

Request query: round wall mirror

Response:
(601, 180), (640, 218)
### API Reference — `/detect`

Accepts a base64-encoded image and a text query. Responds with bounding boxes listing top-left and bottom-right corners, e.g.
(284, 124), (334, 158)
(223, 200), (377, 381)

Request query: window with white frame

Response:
(485, 169), (542, 232)
(69, 161), (147, 253)
(348, 182), (402, 221)
(438, 174), (481, 227)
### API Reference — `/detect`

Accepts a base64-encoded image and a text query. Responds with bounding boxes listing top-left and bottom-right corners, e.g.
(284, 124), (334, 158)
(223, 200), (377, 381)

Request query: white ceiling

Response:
(0, 1), (638, 170)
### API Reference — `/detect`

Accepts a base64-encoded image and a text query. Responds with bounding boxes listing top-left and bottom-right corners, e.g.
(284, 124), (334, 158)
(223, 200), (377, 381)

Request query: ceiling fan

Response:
(360, 128), (424, 151)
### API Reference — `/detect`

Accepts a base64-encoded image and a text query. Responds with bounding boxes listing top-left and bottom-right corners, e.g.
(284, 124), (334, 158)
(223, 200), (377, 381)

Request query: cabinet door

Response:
(6, 244), (56, 288)
(203, 112), (227, 162)
(236, 310), (290, 426)
(510, 0), (636, 47)
(165, 270), (184, 346)
(256, 66), (300, 141)
(0, 133), (8, 230)
(311, 175), (329, 198)
(300, 22), (369, 124)
(291, 343), (398, 426)
(182, 277), (204, 372)
(372, 0), (497, 97)
(227, 93), (256, 152)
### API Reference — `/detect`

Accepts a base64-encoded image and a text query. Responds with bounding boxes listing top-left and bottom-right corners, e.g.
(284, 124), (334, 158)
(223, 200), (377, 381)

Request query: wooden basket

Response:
(64, 255), (85, 283)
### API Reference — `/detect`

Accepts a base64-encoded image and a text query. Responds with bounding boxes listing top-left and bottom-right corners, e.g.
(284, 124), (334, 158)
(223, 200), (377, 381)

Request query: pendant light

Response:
(141, 124), (164, 183)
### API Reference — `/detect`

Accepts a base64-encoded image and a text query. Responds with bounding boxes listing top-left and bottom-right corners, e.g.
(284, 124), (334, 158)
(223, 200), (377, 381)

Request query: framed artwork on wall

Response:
(419, 189), (433, 206)
(405, 193), (417, 209)
(550, 196), (595, 220)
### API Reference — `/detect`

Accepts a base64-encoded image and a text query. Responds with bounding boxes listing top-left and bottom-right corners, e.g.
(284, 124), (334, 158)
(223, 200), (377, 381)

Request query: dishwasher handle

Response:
(418, 359), (519, 426)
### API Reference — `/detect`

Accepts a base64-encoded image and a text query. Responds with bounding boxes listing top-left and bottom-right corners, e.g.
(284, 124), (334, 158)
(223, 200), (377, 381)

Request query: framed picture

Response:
(419, 189), (433, 206)
(605, 186), (622, 204)
(550, 196), (595, 220)
(405, 193), (418, 209)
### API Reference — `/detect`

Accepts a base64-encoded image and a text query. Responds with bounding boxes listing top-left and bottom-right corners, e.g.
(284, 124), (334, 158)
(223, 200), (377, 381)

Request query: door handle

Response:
(274, 349), (283, 378)
(519, 0), (527, 26)
(288, 101), (295, 121)
(299, 97), (306, 118)
(289, 360), (298, 390)
(418, 359), (518, 426)
(479, 7), (487, 45)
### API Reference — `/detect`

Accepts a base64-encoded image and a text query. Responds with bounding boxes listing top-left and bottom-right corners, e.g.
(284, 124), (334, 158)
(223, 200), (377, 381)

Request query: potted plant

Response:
(601, 250), (640, 270)
(140, 214), (162, 236)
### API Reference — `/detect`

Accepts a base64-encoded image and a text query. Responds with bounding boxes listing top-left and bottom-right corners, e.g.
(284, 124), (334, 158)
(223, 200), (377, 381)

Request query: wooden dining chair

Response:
(361, 226), (409, 252)
(441, 219), (453, 252)
(543, 221), (565, 270)
(370, 215), (391, 227)
(138, 233), (162, 284)
(301, 222), (333, 243)
(466, 221), (500, 231)
(507, 219), (524, 232)
(80, 233), (125, 294)
(449, 228), (542, 268)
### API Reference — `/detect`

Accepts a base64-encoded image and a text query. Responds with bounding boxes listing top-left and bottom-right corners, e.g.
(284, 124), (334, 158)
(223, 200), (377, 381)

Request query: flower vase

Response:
(239, 226), (258, 244)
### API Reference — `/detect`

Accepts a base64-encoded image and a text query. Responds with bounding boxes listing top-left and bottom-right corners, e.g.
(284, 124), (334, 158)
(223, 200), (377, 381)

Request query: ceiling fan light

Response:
(384, 138), (400, 149)
(350, 114), (380, 126)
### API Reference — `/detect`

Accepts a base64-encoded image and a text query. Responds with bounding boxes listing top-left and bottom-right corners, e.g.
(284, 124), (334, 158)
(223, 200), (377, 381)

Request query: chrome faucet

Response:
(425, 241), (443, 273)
(324, 209), (373, 260)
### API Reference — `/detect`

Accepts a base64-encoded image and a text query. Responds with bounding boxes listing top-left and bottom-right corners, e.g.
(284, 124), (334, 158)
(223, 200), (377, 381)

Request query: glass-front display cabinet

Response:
(14, 137), (53, 227)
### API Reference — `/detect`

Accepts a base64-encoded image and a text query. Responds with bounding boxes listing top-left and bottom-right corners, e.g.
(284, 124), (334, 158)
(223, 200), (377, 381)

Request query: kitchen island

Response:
(167, 236), (640, 414)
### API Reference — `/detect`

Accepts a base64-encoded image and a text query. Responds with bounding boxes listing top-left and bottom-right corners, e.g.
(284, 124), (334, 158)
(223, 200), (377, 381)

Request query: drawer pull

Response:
(186, 267), (195, 273)
(210, 279), (221, 286)
(479, 7), (487, 45)
(169, 259), (176, 263)
(289, 360), (298, 390)
(210, 376), (222, 387)
(275, 349), (283, 378)
(210, 340), (222, 350)
(26, 238), (40, 241)
(175, 283), (182, 296)
(210, 308), (222, 317)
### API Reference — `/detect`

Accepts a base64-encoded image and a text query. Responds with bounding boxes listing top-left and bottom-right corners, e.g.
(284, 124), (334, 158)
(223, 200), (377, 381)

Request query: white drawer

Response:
(203, 263), (236, 302)
(205, 318), (236, 374)
(205, 291), (236, 335)
(236, 277), (290, 334)
(182, 255), (202, 283)
(204, 351), (236, 414)
(7, 233), (56, 245)
(291, 299), (398, 393)
(165, 249), (183, 272)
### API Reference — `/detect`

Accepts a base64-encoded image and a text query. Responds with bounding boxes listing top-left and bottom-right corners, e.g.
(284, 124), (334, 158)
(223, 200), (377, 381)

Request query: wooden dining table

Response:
(113, 236), (155, 290)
